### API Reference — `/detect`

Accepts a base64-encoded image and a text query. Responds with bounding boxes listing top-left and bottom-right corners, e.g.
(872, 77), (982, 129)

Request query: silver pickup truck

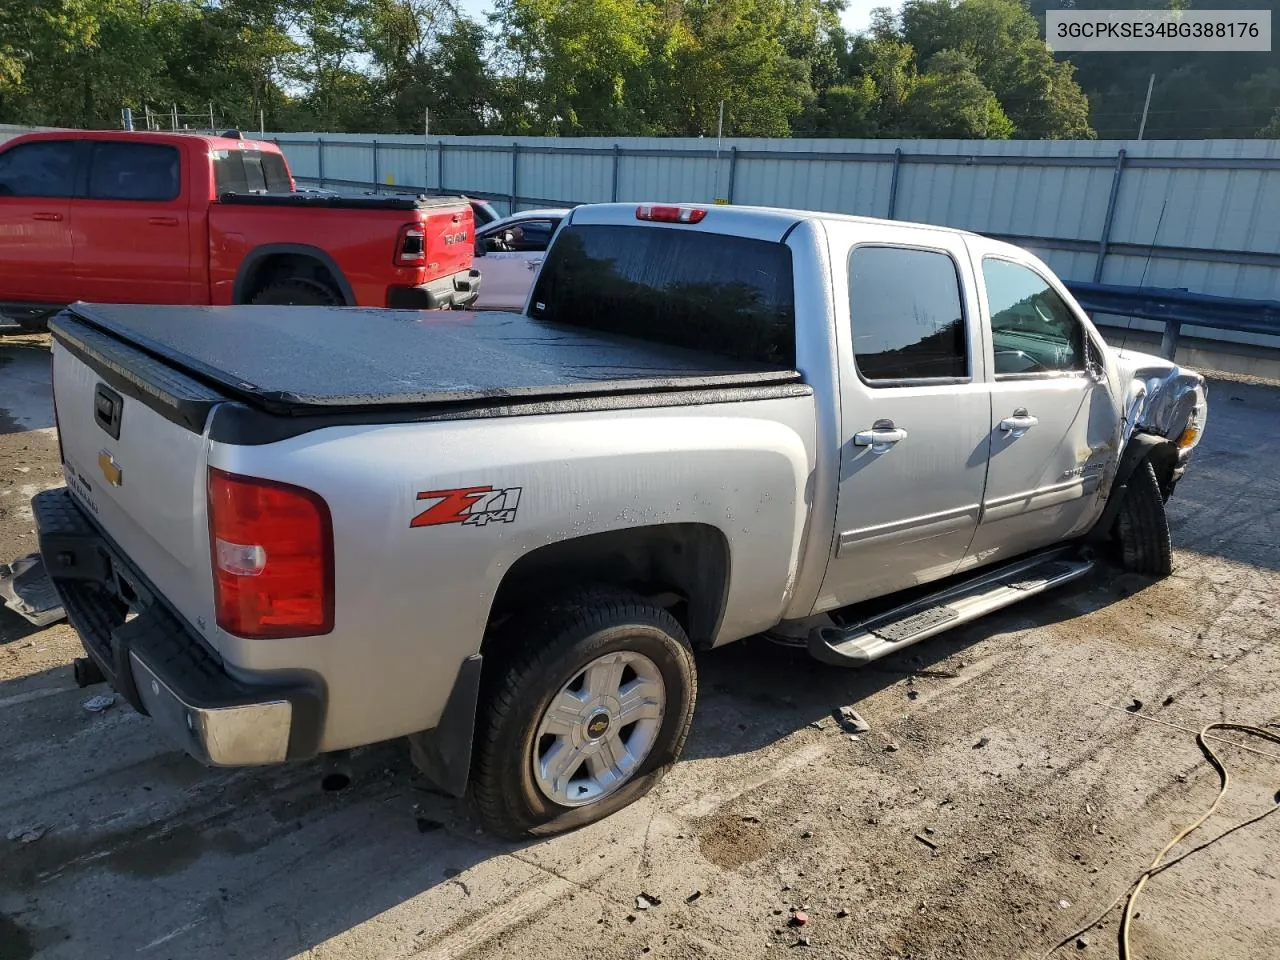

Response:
(35, 202), (1207, 837)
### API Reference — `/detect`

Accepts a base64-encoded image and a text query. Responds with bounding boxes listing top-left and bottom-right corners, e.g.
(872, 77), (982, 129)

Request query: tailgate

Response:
(51, 317), (222, 643)
(421, 204), (474, 278)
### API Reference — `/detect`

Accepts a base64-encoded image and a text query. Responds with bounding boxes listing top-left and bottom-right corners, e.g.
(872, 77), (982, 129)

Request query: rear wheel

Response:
(1114, 459), (1173, 577)
(249, 277), (341, 306)
(472, 588), (696, 839)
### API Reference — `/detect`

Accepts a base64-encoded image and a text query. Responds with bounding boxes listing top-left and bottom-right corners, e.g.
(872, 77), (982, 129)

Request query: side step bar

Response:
(808, 548), (1095, 667)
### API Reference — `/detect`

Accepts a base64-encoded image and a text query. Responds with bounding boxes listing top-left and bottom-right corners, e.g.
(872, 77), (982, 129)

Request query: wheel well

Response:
(1132, 433), (1179, 500)
(485, 524), (731, 651)
(239, 253), (344, 303)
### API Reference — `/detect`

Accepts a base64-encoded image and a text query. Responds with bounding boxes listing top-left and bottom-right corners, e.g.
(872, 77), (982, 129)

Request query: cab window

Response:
(982, 258), (1085, 376)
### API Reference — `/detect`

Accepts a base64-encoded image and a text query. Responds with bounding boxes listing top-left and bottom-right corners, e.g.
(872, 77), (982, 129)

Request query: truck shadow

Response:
(0, 336), (55, 434)
(0, 557), (1226, 960)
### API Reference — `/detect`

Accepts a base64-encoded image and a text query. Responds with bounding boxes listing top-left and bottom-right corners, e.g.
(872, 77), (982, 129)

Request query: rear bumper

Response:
(388, 268), (481, 310)
(33, 487), (324, 766)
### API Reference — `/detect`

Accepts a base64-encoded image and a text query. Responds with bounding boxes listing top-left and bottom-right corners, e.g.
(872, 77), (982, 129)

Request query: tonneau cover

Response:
(218, 191), (468, 212)
(61, 303), (801, 416)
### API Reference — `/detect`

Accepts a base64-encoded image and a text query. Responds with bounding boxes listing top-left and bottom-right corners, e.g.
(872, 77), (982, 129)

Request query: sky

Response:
(455, 0), (897, 36)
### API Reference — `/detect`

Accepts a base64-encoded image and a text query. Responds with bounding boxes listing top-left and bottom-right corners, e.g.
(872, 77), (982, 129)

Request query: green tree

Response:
(902, 49), (1014, 137)
(898, 0), (1092, 137)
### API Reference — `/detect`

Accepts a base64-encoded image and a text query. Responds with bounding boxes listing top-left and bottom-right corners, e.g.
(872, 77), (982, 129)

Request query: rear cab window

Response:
(213, 148), (293, 196)
(847, 245), (969, 384)
(527, 223), (796, 367)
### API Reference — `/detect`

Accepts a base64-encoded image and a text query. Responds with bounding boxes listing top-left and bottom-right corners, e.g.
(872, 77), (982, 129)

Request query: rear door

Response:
(818, 225), (993, 606)
(962, 252), (1121, 563)
(72, 140), (192, 304)
(0, 139), (80, 303)
(474, 217), (561, 310)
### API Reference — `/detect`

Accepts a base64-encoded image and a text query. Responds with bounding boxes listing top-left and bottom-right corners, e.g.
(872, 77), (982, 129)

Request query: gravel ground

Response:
(1, 334), (1278, 960)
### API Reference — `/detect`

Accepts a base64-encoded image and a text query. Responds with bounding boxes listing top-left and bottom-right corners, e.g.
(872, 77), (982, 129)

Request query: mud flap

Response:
(407, 655), (483, 797)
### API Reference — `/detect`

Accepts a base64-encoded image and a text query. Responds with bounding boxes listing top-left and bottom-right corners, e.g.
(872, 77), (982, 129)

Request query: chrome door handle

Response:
(854, 421), (908, 450)
(32, 212), (63, 222)
(148, 216), (179, 227)
(525, 259), (543, 270)
(999, 409), (1039, 435)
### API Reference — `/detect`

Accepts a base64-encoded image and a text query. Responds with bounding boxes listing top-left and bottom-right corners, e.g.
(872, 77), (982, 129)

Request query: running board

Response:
(808, 549), (1095, 667)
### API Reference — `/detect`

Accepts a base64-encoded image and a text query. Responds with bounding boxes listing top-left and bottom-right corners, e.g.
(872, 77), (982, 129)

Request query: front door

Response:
(72, 140), (191, 304)
(962, 253), (1122, 566)
(0, 139), (79, 303)
(474, 217), (559, 310)
(818, 227), (994, 609)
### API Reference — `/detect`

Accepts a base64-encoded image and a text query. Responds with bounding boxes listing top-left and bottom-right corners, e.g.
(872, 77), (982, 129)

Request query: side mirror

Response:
(1086, 360), (1105, 383)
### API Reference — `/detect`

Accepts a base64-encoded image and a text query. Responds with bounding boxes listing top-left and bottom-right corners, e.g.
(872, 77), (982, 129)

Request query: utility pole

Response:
(714, 100), (725, 201)
(1137, 73), (1155, 140)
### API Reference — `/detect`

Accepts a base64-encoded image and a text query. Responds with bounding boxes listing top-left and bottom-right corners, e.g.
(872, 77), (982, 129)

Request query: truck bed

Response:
(55, 303), (804, 424)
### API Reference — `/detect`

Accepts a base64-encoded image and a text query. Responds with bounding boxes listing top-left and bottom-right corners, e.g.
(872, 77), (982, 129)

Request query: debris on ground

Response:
(793, 936), (812, 947)
(1126, 698), (1144, 713)
(1162, 695), (1176, 706)
(973, 736), (990, 749)
(6, 825), (46, 843)
(1076, 936), (1089, 949)
(635, 893), (661, 910)
(684, 891), (701, 904)
(82, 694), (116, 713)
(833, 706), (871, 734)
(788, 911), (809, 927)
(884, 743), (900, 753)
(914, 833), (938, 850)
(836, 908), (849, 918)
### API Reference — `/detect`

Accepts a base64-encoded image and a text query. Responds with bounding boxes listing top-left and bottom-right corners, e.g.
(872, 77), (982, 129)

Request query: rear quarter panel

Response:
(207, 203), (473, 306)
(209, 396), (816, 751)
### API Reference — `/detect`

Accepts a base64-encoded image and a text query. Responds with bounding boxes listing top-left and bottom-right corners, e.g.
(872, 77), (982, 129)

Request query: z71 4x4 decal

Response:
(411, 486), (523, 528)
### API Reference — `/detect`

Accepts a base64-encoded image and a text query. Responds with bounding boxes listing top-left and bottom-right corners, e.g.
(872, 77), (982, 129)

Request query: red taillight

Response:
(635, 204), (707, 224)
(395, 223), (426, 266)
(208, 468), (334, 639)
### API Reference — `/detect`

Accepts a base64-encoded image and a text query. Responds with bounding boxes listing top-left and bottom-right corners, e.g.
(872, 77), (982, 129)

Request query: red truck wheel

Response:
(250, 277), (341, 306)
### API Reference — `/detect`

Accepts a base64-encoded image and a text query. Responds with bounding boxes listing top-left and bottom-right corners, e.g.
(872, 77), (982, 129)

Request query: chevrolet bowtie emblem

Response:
(98, 450), (123, 487)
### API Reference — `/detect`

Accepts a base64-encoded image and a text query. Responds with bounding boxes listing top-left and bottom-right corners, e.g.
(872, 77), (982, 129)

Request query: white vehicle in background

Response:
(472, 208), (570, 310)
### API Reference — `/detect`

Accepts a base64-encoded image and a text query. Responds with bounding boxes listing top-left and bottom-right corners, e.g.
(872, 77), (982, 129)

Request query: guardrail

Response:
(1065, 282), (1280, 359)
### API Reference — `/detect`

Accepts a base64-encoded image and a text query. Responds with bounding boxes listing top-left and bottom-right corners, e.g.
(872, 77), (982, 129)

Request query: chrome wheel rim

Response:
(531, 650), (666, 807)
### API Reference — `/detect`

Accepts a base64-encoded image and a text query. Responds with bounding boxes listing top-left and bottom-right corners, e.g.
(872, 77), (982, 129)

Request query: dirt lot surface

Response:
(2, 333), (1278, 960)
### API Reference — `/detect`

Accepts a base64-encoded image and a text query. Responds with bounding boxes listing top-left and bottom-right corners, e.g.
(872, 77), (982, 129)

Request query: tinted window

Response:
(214, 149), (292, 195)
(0, 141), (77, 198)
(847, 246), (967, 382)
(529, 223), (795, 366)
(983, 259), (1083, 375)
(88, 142), (179, 201)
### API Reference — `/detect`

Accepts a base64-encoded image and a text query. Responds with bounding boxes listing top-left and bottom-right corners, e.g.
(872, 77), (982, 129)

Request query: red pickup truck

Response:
(0, 130), (478, 328)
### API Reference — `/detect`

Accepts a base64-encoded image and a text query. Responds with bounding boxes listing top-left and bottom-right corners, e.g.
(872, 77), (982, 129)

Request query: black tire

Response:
(249, 277), (341, 306)
(1114, 459), (1173, 577)
(472, 588), (697, 839)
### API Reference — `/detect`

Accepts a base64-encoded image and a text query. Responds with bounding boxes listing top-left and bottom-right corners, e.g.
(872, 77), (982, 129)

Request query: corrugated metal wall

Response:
(265, 132), (1280, 347)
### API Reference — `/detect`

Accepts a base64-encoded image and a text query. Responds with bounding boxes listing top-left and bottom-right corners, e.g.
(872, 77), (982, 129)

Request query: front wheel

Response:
(1114, 459), (1173, 577)
(471, 589), (696, 838)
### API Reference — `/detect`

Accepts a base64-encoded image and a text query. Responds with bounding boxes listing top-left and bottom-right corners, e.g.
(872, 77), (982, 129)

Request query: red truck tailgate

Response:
(421, 203), (474, 278)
